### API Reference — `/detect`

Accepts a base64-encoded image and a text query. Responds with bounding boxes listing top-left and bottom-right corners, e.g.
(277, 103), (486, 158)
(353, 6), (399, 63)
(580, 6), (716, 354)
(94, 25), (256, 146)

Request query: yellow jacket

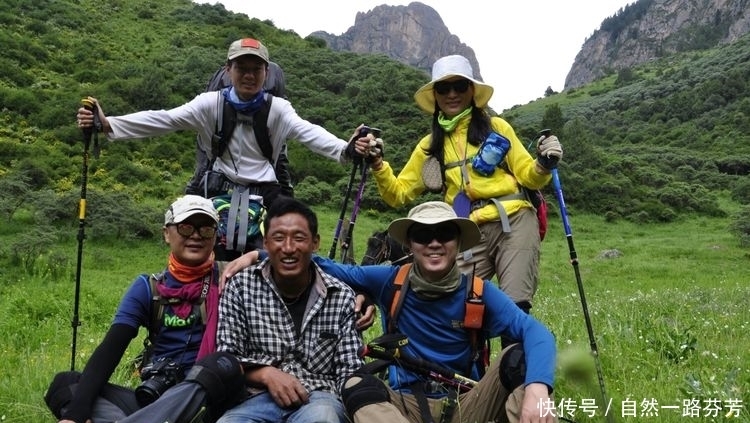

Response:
(372, 115), (551, 225)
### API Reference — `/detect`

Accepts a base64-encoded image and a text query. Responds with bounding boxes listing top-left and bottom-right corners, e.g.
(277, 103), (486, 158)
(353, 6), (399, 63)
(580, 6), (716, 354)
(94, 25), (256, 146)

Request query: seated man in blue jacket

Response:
(224, 200), (559, 422)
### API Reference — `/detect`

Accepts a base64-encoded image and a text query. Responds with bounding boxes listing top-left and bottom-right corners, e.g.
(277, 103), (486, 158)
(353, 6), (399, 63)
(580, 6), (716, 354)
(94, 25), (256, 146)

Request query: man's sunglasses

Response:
(408, 223), (459, 245)
(168, 223), (217, 239)
(433, 79), (471, 95)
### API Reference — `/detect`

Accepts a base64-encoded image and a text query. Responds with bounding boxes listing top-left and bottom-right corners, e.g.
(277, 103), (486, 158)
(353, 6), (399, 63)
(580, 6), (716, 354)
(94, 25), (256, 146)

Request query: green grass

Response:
(0, 210), (748, 422)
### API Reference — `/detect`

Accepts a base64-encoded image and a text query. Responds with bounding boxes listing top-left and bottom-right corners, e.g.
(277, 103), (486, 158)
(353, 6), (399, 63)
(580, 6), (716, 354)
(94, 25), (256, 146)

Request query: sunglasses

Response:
(433, 79), (471, 95)
(408, 223), (460, 245)
(168, 223), (217, 239)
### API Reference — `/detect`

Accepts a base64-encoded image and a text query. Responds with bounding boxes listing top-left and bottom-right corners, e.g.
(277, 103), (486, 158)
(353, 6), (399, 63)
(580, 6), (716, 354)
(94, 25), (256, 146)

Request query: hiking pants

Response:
(45, 371), (140, 423)
(457, 207), (540, 305)
(347, 345), (557, 423)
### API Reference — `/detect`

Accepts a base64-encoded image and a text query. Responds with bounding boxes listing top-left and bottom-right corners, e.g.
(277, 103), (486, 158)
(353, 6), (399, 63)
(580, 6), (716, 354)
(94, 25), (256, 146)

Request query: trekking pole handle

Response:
(80, 98), (101, 127)
(80, 98), (103, 142)
(538, 129), (572, 236)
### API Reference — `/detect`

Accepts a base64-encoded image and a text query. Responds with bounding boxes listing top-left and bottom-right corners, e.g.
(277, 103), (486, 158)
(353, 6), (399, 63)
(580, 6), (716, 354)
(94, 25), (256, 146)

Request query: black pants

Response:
(45, 371), (141, 423)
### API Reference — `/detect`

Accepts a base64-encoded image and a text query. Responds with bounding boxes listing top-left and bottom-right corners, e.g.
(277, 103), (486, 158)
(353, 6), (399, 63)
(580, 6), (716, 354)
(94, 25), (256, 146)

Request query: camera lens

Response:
(135, 377), (165, 406)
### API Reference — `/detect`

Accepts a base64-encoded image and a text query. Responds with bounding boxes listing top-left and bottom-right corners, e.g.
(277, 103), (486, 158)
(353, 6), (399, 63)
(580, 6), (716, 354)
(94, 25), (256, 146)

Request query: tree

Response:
(540, 103), (564, 136)
(0, 170), (32, 222)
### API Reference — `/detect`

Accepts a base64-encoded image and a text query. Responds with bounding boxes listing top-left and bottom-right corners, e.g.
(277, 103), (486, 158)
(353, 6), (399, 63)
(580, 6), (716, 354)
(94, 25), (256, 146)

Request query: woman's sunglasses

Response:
(433, 79), (471, 95)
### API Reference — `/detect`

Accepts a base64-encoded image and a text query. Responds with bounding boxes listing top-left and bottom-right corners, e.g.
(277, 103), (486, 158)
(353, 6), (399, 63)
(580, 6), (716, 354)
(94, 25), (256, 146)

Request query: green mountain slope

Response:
(1, 0), (749, 241)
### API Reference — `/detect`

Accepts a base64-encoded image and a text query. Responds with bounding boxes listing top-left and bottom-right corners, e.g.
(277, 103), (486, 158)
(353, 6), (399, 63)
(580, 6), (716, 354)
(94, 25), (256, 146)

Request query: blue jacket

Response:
(313, 256), (556, 392)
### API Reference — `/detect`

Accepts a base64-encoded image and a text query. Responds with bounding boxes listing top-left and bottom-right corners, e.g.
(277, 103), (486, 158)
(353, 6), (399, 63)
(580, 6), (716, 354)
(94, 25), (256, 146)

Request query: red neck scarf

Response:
(168, 252), (214, 283)
(157, 253), (220, 359)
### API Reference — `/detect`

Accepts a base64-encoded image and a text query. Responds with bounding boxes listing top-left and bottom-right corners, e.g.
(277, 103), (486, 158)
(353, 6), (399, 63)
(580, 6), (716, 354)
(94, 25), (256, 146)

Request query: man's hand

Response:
(345, 125), (369, 162)
(354, 294), (376, 331)
(536, 134), (563, 170)
(76, 96), (110, 133)
(219, 250), (260, 291)
(520, 382), (557, 422)
(247, 366), (309, 408)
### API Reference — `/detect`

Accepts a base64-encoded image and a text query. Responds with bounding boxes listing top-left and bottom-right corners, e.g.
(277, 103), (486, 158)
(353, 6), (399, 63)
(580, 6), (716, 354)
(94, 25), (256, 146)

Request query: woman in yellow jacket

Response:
(360, 55), (563, 325)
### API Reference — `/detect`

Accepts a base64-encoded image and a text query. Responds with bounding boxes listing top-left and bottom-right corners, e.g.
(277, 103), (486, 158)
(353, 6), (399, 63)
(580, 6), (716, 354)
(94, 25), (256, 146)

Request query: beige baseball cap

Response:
(227, 38), (269, 63)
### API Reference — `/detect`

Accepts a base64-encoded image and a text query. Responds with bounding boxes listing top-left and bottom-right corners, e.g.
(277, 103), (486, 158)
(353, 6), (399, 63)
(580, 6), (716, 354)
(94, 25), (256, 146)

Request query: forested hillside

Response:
(1, 0), (749, 248)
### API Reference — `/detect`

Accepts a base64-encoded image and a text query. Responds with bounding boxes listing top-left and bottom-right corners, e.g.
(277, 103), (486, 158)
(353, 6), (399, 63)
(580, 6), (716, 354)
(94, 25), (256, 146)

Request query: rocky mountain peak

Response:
(565, 0), (750, 89)
(309, 1), (484, 81)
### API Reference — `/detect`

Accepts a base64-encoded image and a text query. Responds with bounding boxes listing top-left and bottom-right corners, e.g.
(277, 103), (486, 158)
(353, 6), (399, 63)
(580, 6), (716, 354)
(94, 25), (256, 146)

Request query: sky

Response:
(204, 0), (634, 111)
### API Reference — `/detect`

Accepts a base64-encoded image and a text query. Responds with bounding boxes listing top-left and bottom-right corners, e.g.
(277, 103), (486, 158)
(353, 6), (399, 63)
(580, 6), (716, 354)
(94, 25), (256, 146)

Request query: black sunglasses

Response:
(408, 223), (460, 245)
(433, 79), (471, 95)
(168, 223), (217, 239)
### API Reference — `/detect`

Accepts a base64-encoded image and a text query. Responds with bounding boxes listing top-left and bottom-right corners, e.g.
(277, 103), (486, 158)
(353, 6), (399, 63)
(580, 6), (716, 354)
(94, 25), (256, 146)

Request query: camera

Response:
(135, 357), (185, 406)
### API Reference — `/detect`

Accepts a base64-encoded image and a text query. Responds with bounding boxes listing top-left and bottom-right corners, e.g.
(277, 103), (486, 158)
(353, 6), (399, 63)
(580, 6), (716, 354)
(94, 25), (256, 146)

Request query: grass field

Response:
(0, 206), (747, 422)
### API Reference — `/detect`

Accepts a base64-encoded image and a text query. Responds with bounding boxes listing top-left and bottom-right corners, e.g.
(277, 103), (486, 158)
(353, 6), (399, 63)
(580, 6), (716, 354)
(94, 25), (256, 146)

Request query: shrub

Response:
(730, 178), (750, 204)
(729, 205), (750, 247)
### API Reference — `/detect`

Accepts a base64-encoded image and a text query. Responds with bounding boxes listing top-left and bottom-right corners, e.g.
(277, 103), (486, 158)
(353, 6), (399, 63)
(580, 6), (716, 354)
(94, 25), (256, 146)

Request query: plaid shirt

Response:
(217, 259), (363, 394)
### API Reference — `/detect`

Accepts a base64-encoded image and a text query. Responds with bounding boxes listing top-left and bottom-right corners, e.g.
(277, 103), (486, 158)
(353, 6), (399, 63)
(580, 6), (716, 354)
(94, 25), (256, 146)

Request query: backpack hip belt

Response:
(470, 192), (526, 233)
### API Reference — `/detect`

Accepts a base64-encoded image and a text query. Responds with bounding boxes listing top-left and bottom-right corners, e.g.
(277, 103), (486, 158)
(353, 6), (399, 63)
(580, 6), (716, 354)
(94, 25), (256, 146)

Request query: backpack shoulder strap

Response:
(387, 263), (412, 333)
(463, 273), (487, 376)
(463, 274), (485, 329)
(147, 271), (166, 344)
(212, 91), (237, 160)
(253, 94), (274, 164)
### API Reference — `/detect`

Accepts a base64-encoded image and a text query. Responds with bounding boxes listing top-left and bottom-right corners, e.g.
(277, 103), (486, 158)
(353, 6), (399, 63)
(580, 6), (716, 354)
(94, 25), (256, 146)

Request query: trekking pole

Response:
(340, 127), (380, 264)
(339, 164), (368, 264)
(329, 160), (359, 260)
(328, 126), (377, 260)
(70, 99), (101, 371)
(360, 334), (476, 393)
(541, 129), (613, 422)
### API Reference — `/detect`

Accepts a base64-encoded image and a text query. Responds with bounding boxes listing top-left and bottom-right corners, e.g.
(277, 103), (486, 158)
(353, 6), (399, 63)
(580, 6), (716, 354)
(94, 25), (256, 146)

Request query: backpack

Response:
(186, 61), (292, 197)
(525, 187), (548, 241)
(211, 193), (266, 253)
(204, 61), (286, 166)
(387, 263), (490, 377)
(210, 89), (274, 165)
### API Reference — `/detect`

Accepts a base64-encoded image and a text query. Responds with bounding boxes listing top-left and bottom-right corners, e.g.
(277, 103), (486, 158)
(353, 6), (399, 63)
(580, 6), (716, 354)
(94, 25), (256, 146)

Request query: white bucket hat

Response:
(387, 201), (481, 252)
(414, 55), (494, 114)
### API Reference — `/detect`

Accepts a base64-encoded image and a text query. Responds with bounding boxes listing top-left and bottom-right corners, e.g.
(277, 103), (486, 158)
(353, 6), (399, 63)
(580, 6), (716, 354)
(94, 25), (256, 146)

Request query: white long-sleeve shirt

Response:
(106, 92), (348, 185)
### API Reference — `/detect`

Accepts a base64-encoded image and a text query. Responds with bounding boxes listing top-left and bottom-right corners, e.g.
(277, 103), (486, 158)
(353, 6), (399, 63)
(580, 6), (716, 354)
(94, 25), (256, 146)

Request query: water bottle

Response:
(471, 132), (510, 176)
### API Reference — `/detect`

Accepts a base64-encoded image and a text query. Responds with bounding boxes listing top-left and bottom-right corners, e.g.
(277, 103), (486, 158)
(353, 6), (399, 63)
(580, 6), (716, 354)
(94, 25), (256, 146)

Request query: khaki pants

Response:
(457, 208), (540, 305)
(350, 345), (557, 423)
